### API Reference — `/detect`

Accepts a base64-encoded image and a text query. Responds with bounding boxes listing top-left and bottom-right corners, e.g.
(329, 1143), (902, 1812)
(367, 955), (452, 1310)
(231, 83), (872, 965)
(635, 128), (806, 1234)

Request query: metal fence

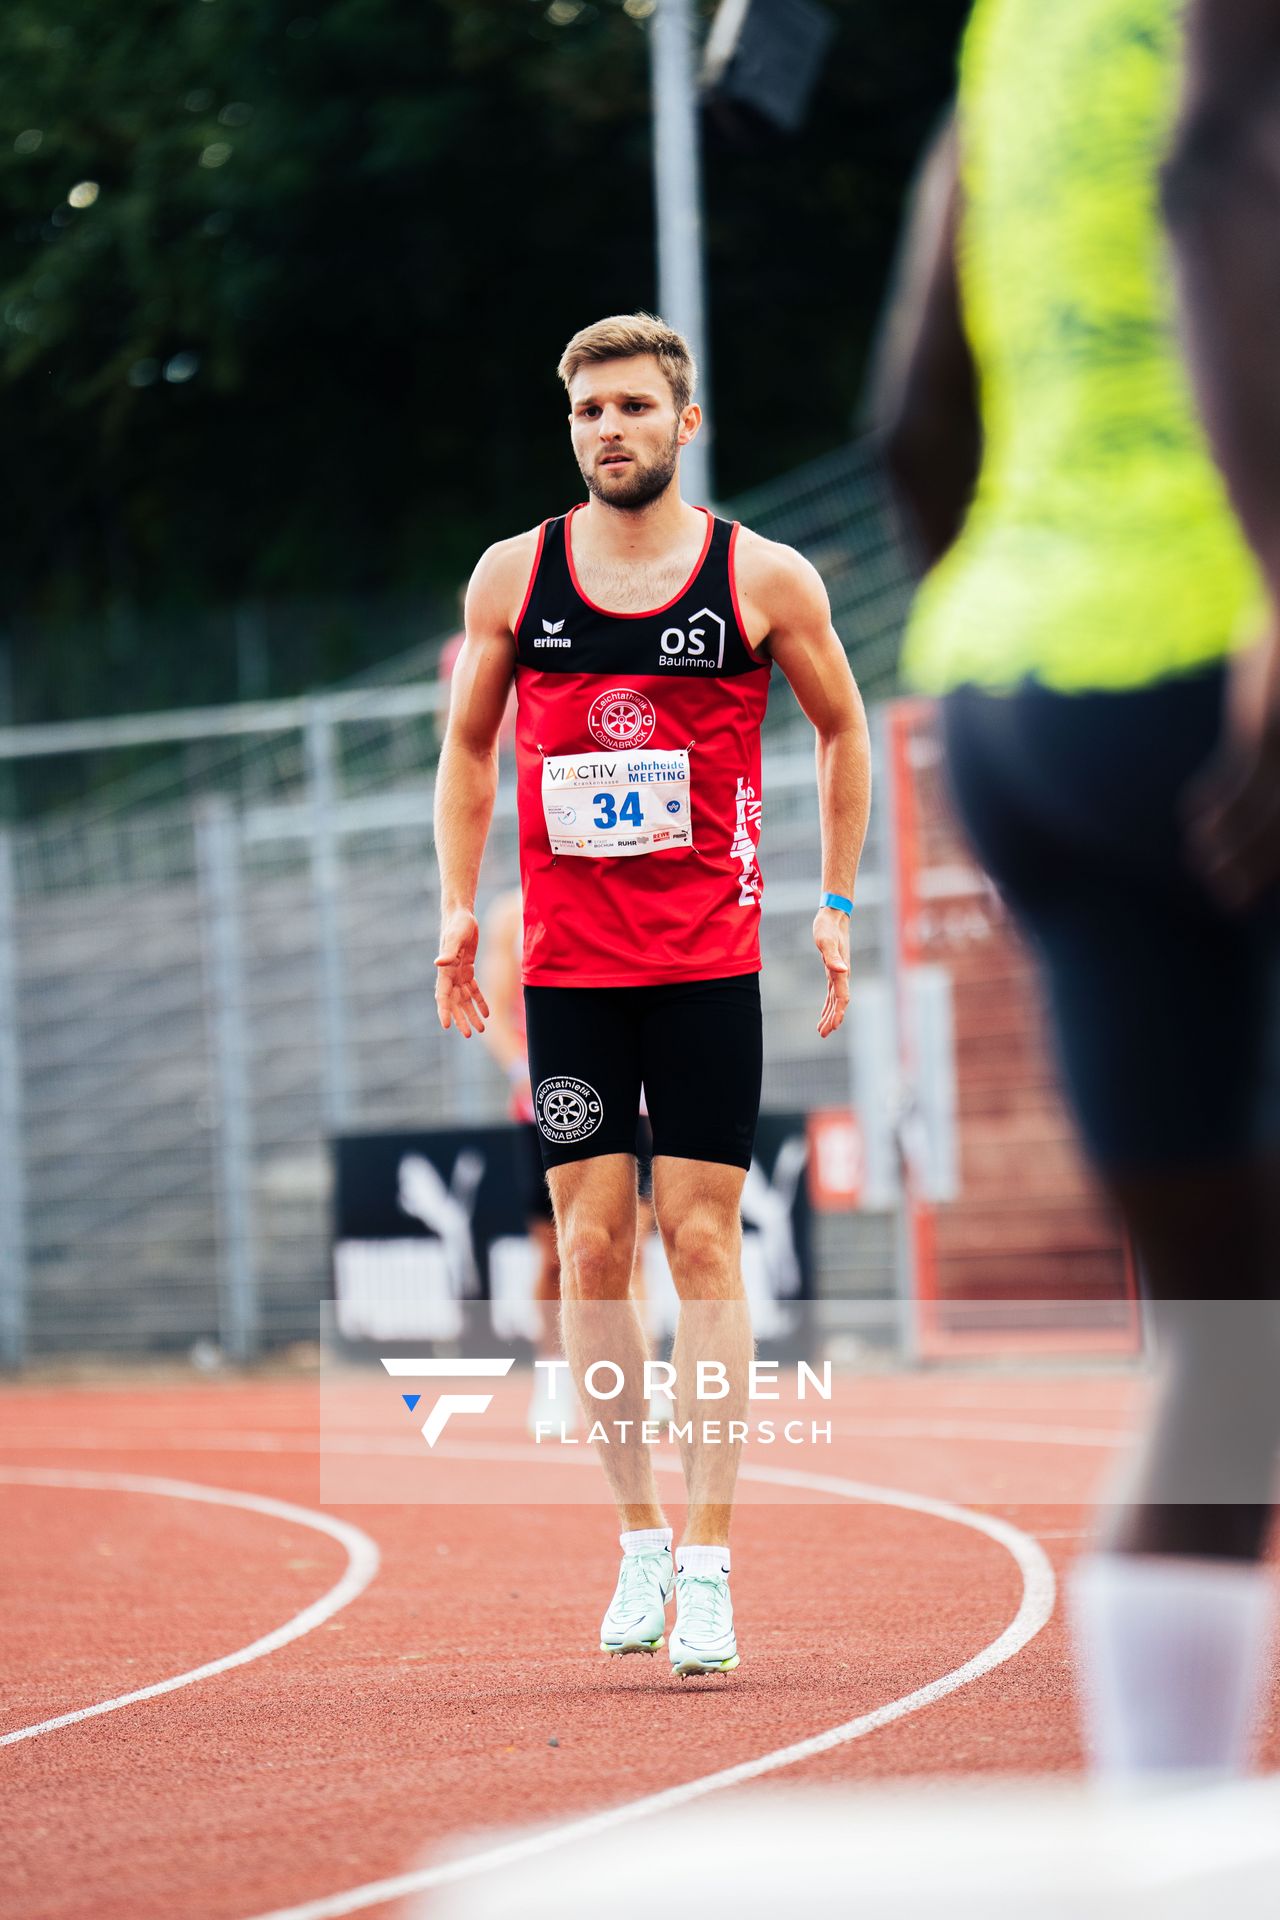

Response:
(0, 440), (916, 1364)
(1, 437), (911, 837)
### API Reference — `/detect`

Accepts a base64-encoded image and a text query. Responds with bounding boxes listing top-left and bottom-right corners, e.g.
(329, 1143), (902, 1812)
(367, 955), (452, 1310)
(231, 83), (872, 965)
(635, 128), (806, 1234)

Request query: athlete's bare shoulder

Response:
(733, 525), (828, 601)
(731, 525), (832, 654)
(467, 525), (544, 637)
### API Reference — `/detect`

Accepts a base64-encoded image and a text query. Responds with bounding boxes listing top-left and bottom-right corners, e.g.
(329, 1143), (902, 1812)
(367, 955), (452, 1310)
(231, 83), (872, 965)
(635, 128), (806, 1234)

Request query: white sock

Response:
(1069, 1551), (1276, 1777)
(620, 1527), (672, 1556)
(678, 1544), (730, 1577)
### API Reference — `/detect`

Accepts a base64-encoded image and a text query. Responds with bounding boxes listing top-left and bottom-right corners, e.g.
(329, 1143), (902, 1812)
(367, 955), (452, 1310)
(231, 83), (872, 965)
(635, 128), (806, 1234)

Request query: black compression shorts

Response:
(523, 974), (762, 1174)
(519, 1118), (652, 1217)
(942, 666), (1280, 1171)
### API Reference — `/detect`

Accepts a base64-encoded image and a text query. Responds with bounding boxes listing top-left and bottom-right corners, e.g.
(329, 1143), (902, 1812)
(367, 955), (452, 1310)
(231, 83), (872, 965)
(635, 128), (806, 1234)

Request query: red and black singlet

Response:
(513, 505), (771, 987)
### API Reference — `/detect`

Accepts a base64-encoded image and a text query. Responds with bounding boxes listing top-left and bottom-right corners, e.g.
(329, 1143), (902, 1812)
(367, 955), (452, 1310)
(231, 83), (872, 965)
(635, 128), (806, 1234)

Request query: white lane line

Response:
(0, 1469), (380, 1748)
(0, 1429), (307, 1452)
(843, 1419), (1130, 1449)
(0, 1418), (1135, 1454)
(238, 1454), (1056, 1920)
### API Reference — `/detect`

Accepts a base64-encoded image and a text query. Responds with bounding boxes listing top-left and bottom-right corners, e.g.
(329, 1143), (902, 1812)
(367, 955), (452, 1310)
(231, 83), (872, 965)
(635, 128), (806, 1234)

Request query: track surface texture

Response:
(2, 1371), (1278, 1919)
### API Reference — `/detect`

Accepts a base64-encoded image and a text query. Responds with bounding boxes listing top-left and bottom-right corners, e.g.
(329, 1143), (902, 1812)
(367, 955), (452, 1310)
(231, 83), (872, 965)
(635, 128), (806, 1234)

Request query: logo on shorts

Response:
(535, 1076), (604, 1145)
(587, 686), (656, 749)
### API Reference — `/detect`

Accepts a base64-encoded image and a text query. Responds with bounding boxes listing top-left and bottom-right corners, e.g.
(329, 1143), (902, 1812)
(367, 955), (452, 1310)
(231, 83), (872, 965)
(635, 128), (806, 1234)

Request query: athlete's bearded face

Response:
(568, 355), (698, 511)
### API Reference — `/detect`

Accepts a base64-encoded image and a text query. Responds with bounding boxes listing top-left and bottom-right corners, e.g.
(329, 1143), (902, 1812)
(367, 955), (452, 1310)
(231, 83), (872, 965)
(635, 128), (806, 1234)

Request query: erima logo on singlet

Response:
(535, 617), (572, 649)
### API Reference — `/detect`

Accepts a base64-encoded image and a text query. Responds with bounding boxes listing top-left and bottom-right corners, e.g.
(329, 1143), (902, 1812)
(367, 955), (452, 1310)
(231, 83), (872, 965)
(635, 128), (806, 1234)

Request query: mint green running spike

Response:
(669, 1568), (739, 1677)
(599, 1546), (674, 1655)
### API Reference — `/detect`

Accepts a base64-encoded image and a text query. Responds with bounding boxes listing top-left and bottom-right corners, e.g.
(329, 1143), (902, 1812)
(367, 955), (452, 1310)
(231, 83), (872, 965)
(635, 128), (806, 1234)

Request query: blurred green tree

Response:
(0, 0), (963, 719)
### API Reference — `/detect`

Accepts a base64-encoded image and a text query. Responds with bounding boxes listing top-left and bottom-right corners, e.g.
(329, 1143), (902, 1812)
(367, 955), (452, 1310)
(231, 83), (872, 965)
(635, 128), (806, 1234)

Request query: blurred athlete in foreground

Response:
(879, 0), (1280, 1774)
(436, 313), (870, 1676)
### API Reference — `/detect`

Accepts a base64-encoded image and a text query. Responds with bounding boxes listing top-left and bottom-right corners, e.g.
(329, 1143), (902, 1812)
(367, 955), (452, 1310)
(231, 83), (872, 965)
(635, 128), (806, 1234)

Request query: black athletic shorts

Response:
(523, 974), (762, 1174)
(519, 1117), (653, 1218)
(941, 666), (1280, 1171)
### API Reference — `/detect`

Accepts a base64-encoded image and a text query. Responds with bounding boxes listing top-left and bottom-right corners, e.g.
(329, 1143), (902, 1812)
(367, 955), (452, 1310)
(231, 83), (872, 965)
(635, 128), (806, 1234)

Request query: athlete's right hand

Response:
(1183, 623), (1280, 910)
(434, 908), (490, 1038)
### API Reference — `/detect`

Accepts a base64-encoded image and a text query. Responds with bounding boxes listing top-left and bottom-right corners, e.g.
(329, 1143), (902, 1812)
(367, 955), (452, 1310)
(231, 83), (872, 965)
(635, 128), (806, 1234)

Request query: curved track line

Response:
(239, 1456), (1056, 1920)
(0, 1417), (1132, 1454)
(0, 1468), (380, 1748)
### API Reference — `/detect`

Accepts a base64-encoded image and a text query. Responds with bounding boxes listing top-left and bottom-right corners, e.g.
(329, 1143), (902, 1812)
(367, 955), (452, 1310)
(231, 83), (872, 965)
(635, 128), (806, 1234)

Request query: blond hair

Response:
(557, 313), (697, 414)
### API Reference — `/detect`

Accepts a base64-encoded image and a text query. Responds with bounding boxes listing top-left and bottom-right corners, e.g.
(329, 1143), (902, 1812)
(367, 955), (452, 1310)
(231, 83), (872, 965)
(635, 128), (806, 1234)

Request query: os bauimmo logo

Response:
(657, 607), (725, 671)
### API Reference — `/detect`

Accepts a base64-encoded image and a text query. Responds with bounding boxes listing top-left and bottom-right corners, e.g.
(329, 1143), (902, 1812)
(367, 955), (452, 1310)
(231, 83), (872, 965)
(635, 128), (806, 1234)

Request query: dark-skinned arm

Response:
(1162, 0), (1280, 907)
(868, 114), (981, 571)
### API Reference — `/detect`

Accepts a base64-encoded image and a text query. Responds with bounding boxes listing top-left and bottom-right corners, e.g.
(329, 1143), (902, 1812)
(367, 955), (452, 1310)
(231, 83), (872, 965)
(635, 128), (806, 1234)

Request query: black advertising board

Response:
(330, 1115), (813, 1348)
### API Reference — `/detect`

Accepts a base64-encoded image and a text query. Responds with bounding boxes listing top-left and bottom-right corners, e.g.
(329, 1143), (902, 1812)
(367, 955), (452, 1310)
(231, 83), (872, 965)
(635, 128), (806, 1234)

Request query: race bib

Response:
(541, 748), (694, 858)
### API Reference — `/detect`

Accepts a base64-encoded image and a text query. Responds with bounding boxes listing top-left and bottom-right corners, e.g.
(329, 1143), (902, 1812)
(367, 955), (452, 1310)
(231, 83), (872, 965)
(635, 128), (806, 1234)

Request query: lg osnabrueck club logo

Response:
(381, 1357), (514, 1447)
(588, 685), (656, 749)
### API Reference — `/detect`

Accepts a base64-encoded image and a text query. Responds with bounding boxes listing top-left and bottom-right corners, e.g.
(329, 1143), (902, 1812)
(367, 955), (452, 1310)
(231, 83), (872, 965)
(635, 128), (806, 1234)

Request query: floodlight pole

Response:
(650, 0), (713, 507)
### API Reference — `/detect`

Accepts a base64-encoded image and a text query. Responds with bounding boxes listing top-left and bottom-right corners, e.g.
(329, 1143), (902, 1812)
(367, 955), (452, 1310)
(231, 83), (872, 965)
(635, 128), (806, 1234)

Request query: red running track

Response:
(1, 1372), (1277, 1920)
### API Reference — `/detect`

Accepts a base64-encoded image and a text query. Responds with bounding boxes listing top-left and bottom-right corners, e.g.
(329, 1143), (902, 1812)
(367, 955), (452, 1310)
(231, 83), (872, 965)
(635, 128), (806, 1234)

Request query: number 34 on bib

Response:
(541, 748), (694, 858)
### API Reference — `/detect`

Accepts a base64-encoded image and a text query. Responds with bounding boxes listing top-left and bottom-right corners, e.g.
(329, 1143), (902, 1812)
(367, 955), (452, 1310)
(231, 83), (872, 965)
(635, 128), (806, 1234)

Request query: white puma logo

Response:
(396, 1150), (484, 1297)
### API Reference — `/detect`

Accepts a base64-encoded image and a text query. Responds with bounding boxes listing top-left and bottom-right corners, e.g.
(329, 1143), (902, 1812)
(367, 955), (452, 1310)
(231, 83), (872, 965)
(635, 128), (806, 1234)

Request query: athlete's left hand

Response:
(435, 907), (490, 1038)
(813, 906), (851, 1038)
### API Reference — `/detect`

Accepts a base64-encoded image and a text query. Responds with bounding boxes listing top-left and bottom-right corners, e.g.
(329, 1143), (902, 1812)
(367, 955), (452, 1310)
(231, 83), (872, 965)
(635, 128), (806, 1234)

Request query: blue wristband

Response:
(819, 890), (853, 915)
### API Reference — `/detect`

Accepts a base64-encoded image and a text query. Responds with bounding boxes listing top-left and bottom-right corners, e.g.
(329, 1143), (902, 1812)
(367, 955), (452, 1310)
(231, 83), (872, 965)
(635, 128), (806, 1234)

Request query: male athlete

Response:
(880, 0), (1280, 1773)
(435, 312), (870, 1676)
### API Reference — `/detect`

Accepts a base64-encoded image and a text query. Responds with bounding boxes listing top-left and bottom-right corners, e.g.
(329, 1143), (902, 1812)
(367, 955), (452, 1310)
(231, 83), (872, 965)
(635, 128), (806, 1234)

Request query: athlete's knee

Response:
(1142, 1303), (1280, 1510)
(1162, 1304), (1280, 1424)
(661, 1209), (741, 1291)
(559, 1224), (632, 1300)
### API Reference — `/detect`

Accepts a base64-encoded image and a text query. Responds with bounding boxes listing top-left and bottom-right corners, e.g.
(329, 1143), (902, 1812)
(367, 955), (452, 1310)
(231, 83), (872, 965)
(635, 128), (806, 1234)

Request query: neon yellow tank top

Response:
(902, 0), (1263, 695)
